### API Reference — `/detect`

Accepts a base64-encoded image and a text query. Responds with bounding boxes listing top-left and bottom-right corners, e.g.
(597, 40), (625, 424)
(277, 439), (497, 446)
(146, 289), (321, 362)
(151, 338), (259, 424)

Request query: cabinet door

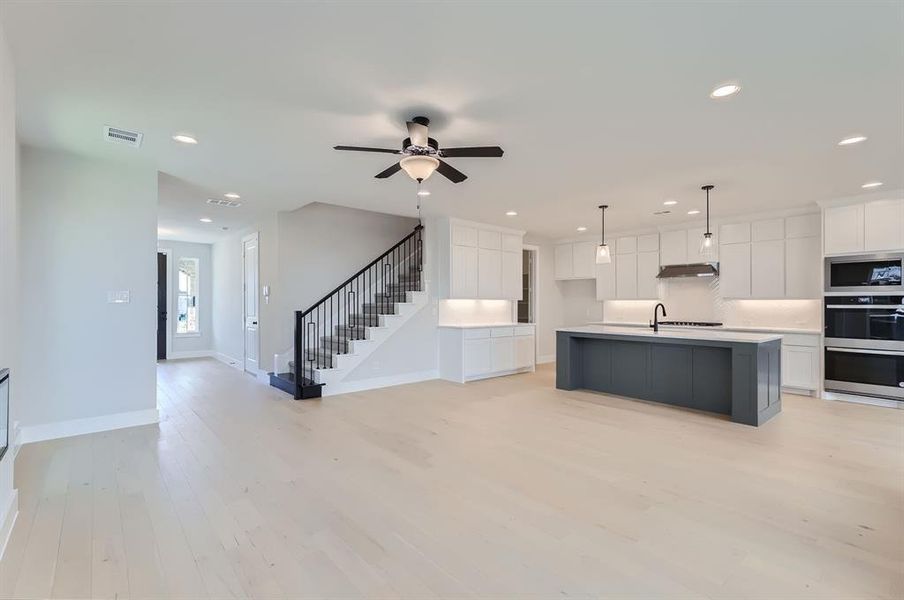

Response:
(785, 214), (820, 238)
(660, 230), (687, 266)
(502, 251), (521, 300)
(637, 233), (659, 253)
(616, 253), (638, 299)
(572, 241), (596, 279)
(687, 227), (719, 262)
(720, 222), (751, 245)
(636, 251), (660, 299)
(452, 225), (478, 247)
(554, 244), (574, 280)
(751, 239), (785, 298)
(478, 248), (502, 298)
(464, 339), (493, 376)
(719, 243), (751, 298)
(491, 337), (514, 372)
(451, 245), (478, 298)
(502, 233), (522, 253)
(786, 236), (821, 298)
(616, 236), (637, 254)
(514, 335), (534, 369)
(864, 199), (904, 251)
(752, 218), (785, 242)
(824, 204), (864, 254)
(596, 260), (616, 300)
(782, 345), (818, 390)
(478, 229), (502, 250)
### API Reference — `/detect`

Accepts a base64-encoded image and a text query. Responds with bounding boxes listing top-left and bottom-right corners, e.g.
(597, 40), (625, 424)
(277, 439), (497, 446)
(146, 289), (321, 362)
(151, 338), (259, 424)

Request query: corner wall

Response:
(18, 147), (158, 441)
(0, 18), (19, 556)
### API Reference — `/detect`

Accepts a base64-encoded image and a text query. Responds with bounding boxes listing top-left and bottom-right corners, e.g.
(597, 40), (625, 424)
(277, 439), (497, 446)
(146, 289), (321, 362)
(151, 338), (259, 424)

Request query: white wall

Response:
(211, 203), (417, 373)
(159, 240), (213, 356)
(19, 147), (158, 435)
(0, 19), (19, 555)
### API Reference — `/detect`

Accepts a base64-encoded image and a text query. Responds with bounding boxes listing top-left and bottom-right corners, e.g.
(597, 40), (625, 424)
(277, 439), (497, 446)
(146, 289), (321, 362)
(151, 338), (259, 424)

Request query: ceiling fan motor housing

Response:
(402, 137), (439, 153)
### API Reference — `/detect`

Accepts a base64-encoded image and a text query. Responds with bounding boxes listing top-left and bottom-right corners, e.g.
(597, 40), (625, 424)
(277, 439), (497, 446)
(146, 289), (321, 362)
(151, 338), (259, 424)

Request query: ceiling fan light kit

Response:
(334, 116), (503, 184)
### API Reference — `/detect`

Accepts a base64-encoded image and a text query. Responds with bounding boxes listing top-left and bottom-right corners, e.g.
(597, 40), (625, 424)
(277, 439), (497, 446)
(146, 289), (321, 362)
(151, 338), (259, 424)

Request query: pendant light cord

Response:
(599, 205), (607, 246)
(706, 187), (710, 235)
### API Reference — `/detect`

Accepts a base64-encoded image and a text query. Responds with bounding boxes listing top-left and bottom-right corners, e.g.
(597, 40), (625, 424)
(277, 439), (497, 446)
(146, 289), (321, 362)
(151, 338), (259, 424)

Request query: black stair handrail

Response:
(292, 224), (424, 398)
(298, 224), (423, 319)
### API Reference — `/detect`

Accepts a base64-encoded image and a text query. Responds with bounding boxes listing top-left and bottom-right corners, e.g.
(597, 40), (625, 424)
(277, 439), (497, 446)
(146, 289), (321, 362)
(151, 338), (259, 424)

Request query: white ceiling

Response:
(3, 1), (902, 242)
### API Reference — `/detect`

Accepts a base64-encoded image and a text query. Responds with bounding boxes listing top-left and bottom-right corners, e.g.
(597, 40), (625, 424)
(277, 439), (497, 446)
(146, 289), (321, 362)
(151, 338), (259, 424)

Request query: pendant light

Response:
(595, 204), (611, 264)
(699, 185), (715, 258)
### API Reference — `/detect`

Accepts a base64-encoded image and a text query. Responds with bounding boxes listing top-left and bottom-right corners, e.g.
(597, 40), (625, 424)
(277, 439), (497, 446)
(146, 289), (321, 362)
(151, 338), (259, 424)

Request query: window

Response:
(176, 257), (199, 334)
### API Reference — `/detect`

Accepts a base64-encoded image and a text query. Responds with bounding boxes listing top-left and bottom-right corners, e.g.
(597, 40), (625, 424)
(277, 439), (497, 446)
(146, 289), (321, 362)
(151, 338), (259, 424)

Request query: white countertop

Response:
(591, 321), (821, 335)
(558, 324), (783, 343)
(438, 322), (534, 329)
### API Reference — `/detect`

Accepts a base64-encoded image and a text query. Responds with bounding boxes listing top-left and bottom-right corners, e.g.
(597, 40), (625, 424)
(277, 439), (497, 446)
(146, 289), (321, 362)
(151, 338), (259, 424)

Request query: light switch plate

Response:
(107, 290), (130, 304)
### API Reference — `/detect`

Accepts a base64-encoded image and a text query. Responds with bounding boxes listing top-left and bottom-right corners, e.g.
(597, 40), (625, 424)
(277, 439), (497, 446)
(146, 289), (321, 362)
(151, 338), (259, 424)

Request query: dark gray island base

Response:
(556, 326), (782, 426)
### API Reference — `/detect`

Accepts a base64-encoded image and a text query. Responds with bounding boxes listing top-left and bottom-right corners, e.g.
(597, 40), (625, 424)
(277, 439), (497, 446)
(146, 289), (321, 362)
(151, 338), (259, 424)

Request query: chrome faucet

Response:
(650, 303), (667, 333)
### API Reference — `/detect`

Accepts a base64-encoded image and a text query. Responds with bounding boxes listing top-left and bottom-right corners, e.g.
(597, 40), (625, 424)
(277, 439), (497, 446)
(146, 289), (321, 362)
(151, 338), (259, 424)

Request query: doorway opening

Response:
(156, 250), (171, 360)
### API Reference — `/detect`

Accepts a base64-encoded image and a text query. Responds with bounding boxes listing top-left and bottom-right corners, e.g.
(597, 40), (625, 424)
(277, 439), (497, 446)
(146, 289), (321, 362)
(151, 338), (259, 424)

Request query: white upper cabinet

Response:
(720, 222), (751, 245)
(616, 253), (638, 299)
(572, 241), (597, 279)
(554, 241), (596, 280)
(786, 235), (821, 298)
(636, 251), (660, 300)
(554, 244), (574, 279)
(752, 218), (785, 242)
(751, 239), (785, 298)
(719, 242), (751, 298)
(824, 204), (865, 255)
(616, 236), (637, 255)
(864, 199), (904, 251)
(596, 261), (616, 300)
(443, 218), (522, 300)
(660, 230), (687, 266)
(637, 233), (659, 253)
(785, 214), (820, 239)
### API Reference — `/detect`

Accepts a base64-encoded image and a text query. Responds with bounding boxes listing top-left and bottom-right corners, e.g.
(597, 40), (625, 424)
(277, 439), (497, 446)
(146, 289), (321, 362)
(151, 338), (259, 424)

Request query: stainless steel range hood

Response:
(656, 263), (719, 279)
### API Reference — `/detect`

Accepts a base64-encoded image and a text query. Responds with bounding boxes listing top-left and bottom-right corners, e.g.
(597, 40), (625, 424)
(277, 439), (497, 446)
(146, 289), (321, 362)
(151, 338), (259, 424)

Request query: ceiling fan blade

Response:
(406, 120), (429, 147)
(334, 145), (400, 154)
(435, 159), (467, 183)
(440, 146), (504, 158)
(374, 162), (402, 179)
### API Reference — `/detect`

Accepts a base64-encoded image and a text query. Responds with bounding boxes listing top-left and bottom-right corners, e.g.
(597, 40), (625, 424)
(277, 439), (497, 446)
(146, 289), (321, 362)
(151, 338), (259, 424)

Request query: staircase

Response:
(269, 225), (425, 399)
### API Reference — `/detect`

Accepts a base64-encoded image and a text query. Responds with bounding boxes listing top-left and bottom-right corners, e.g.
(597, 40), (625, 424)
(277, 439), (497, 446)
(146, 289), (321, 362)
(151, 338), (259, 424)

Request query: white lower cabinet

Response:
(440, 325), (535, 383)
(780, 334), (820, 391)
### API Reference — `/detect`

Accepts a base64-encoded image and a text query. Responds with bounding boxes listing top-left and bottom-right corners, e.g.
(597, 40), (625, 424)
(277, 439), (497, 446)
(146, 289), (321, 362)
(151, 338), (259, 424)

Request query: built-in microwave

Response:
(825, 253), (904, 294)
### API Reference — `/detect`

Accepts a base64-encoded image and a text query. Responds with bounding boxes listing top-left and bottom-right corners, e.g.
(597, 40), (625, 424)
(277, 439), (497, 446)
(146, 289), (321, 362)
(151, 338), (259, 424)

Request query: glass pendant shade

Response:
(596, 244), (611, 264)
(699, 232), (715, 257)
(399, 155), (439, 181)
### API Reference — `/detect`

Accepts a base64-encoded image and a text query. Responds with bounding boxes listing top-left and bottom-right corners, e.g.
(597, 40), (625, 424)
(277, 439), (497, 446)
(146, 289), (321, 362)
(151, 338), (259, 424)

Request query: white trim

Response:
(169, 350), (214, 360)
(175, 256), (202, 336)
(522, 243), (541, 363)
(822, 390), (903, 409)
(174, 332), (202, 338)
(157, 248), (173, 359)
(537, 354), (556, 365)
(0, 489), (18, 560)
(214, 352), (243, 370)
(20, 408), (160, 444)
(323, 369), (439, 397)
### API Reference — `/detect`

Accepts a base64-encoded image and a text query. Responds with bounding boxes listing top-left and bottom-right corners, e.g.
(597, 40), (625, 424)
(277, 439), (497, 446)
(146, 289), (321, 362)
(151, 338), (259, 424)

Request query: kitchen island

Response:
(556, 325), (782, 426)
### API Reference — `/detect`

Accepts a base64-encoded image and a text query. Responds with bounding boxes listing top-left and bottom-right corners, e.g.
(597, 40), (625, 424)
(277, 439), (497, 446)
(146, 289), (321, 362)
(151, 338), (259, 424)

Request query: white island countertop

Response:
(557, 324), (782, 344)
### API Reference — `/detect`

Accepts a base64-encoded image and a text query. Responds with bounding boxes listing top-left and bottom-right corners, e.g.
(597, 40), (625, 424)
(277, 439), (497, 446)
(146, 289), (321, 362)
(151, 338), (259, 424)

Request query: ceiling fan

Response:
(334, 116), (503, 183)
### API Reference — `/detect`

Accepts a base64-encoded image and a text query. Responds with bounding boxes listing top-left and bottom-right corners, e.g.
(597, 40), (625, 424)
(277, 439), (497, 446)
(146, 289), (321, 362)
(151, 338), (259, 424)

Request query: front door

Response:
(243, 234), (260, 374)
(157, 252), (167, 360)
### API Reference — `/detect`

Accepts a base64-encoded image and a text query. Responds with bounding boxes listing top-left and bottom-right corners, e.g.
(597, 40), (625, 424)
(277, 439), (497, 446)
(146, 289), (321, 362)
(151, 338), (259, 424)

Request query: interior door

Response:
(157, 252), (167, 360)
(243, 235), (260, 374)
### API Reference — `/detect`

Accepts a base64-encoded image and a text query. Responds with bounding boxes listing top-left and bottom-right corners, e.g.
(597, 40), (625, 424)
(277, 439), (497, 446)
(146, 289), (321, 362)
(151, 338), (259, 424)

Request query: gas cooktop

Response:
(658, 321), (723, 327)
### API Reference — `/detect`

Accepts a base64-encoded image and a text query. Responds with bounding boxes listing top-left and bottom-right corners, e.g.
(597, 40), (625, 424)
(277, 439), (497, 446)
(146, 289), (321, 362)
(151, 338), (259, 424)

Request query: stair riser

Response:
(349, 315), (380, 326)
(362, 304), (396, 315)
(334, 326), (368, 340)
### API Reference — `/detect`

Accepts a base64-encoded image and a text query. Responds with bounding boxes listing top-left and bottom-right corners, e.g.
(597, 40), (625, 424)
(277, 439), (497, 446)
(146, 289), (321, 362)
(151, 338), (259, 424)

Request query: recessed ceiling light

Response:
(172, 134), (198, 144)
(506, 211), (518, 216)
(663, 200), (678, 206)
(576, 226), (587, 232)
(861, 181), (883, 189)
(224, 192), (240, 199)
(688, 209), (701, 215)
(200, 217), (213, 223)
(417, 190), (431, 197)
(710, 83), (740, 98)
(838, 135), (867, 146)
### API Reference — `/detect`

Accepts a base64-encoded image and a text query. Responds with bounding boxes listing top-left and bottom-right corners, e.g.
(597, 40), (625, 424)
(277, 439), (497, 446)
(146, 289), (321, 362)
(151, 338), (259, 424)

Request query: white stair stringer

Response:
(311, 290), (429, 392)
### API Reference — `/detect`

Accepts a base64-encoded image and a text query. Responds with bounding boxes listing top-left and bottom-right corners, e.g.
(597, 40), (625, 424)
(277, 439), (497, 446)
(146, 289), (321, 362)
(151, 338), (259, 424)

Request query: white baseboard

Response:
(537, 354), (556, 365)
(0, 489), (18, 561)
(169, 350), (214, 360)
(20, 407), (161, 444)
(323, 369), (439, 397)
(214, 352), (243, 370)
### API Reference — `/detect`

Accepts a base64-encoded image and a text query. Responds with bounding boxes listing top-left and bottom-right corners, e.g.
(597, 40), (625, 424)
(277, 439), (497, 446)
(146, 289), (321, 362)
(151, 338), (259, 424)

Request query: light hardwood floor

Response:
(1, 358), (902, 599)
